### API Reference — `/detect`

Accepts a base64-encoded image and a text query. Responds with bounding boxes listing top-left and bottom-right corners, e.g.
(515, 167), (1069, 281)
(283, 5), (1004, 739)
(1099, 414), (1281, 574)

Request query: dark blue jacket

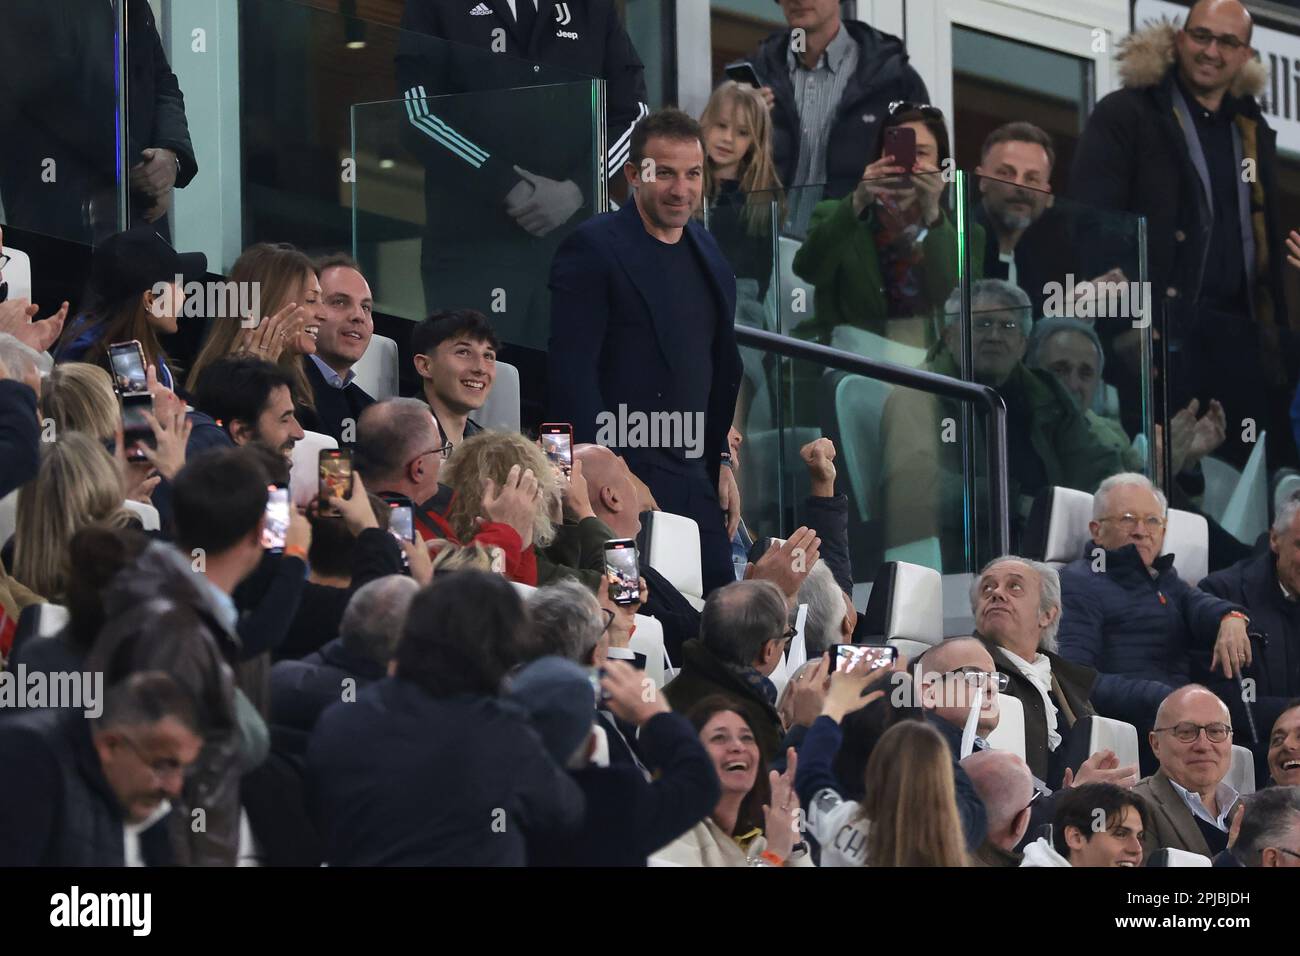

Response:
(548, 199), (742, 491)
(1058, 543), (1239, 728)
(0, 380), (39, 499)
(527, 711), (720, 866)
(270, 637), (386, 736)
(1200, 549), (1300, 744)
(306, 677), (583, 866)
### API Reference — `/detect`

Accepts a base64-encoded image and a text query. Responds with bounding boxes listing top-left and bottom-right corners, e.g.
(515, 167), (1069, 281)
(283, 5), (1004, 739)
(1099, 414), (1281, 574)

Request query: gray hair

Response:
(528, 579), (605, 665)
(340, 574), (420, 665)
(1092, 472), (1167, 521)
(1273, 495), (1300, 536)
(961, 749), (1034, 840)
(0, 332), (51, 380)
(354, 398), (439, 483)
(1234, 787), (1300, 867)
(701, 579), (787, 666)
(798, 561), (846, 657)
(943, 278), (1033, 335)
(970, 555), (1063, 651)
(1026, 317), (1106, 376)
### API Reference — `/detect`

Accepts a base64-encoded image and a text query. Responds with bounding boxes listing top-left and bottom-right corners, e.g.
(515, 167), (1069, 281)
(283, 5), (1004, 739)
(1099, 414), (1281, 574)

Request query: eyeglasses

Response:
(409, 442), (454, 469)
(118, 734), (197, 784)
(600, 608), (616, 631)
(945, 667), (1010, 692)
(1154, 722), (1232, 743)
(888, 100), (943, 118)
(1275, 847), (1300, 861)
(1184, 27), (1248, 51)
(1099, 513), (1167, 532)
(0, 253), (10, 271)
(972, 317), (1024, 335)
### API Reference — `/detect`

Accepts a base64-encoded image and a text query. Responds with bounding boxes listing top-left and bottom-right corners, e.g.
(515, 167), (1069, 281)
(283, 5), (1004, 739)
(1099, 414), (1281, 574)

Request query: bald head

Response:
(354, 399), (442, 499)
(1151, 685), (1234, 797)
(1154, 684), (1230, 729)
(1177, 0), (1255, 102)
(963, 750), (1035, 850)
(574, 443), (641, 538)
(1187, 0), (1253, 41)
(922, 637), (994, 676)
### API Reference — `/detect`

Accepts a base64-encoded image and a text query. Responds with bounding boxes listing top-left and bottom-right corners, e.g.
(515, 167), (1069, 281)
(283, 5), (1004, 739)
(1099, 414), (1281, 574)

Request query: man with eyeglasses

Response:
(880, 279), (1123, 566)
(1132, 684), (1240, 857)
(0, 671), (203, 866)
(354, 398), (539, 585)
(1071, 0), (1288, 472)
(1059, 473), (1247, 771)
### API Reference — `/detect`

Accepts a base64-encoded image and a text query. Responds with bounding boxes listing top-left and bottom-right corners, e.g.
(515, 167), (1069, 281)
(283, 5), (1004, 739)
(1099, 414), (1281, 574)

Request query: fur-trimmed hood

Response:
(1117, 18), (1268, 98)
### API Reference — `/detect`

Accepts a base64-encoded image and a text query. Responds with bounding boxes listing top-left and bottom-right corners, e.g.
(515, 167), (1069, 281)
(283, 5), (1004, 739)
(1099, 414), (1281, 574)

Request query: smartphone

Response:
(540, 423), (573, 481)
(120, 393), (155, 462)
(724, 61), (762, 89)
(262, 484), (290, 552)
(883, 125), (917, 173)
(588, 666), (612, 705)
(389, 503), (415, 543)
(318, 448), (353, 516)
(108, 340), (149, 396)
(603, 538), (640, 606)
(829, 644), (898, 674)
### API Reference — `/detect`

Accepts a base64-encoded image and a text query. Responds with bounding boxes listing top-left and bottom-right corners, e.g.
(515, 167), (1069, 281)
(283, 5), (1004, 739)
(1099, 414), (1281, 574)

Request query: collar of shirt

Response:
(199, 576), (239, 634)
(787, 22), (854, 75)
(309, 353), (355, 389)
(1281, 578), (1296, 602)
(1168, 776), (1239, 831)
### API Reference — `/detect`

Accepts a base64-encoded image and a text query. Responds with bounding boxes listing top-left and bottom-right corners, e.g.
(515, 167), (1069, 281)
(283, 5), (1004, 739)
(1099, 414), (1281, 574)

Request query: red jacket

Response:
(382, 486), (537, 586)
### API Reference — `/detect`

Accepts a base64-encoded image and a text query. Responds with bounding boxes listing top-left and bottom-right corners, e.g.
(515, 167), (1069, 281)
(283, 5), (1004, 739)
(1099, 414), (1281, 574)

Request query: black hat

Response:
(88, 227), (208, 308)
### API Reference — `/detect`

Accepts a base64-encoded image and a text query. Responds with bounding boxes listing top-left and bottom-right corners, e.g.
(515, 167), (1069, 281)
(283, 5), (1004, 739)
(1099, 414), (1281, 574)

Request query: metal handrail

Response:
(734, 325), (1011, 556)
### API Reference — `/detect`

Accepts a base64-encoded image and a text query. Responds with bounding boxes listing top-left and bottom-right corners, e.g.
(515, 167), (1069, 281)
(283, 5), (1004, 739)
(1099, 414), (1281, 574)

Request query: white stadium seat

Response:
(1088, 715), (1140, 771)
(350, 333), (400, 401)
(1226, 744), (1256, 796)
(861, 561), (944, 659)
(474, 360), (521, 433)
(643, 511), (704, 612)
(985, 692), (1026, 761)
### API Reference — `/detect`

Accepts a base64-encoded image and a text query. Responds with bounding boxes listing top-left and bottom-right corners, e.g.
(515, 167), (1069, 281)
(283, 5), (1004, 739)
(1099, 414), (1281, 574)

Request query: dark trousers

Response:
(631, 457), (735, 597)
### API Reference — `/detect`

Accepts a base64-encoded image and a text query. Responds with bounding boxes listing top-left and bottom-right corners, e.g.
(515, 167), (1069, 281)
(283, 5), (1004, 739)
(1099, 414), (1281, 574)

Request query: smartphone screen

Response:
(120, 393), (155, 462)
(318, 449), (353, 516)
(108, 340), (149, 395)
(389, 504), (414, 543)
(830, 644), (898, 674)
(724, 61), (762, 88)
(883, 126), (917, 173)
(603, 539), (640, 605)
(262, 485), (289, 552)
(540, 423), (573, 481)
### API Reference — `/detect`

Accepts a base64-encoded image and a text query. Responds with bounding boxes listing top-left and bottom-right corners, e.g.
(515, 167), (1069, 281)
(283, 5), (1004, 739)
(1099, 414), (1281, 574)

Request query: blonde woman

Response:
(186, 243), (321, 425)
(439, 430), (560, 553)
(12, 432), (137, 601)
(700, 81), (783, 299)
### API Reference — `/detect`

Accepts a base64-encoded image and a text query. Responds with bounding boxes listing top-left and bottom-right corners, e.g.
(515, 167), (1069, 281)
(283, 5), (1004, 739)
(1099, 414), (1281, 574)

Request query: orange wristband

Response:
(759, 850), (785, 867)
(284, 545), (308, 562)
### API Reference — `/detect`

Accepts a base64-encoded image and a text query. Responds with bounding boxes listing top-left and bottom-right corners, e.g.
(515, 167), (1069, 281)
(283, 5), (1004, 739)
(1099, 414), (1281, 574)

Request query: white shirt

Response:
(1001, 647), (1061, 751)
(503, 0), (538, 18)
(1168, 777), (1239, 831)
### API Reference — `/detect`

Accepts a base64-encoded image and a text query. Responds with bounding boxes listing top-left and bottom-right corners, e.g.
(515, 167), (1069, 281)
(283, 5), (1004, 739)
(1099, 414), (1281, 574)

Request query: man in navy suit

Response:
(548, 108), (743, 596)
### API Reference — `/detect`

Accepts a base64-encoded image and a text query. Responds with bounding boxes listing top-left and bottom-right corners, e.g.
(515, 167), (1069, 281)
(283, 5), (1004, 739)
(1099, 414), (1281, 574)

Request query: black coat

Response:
(662, 639), (784, 762)
(1200, 550), (1300, 733)
(303, 359), (376, 446)
(751, 19), (929, 201)
(0, 0), (196, 242)
(548, 200), (742, 492)
(0, 381), (39, 501)
(1069, 32), (1286, 344)
(306, 677), (584, 866)
(979, 638), (1097, 787)
(0, 708), (172, 866)
(270, 637), (387, 739)
(527, 711), (720, 866)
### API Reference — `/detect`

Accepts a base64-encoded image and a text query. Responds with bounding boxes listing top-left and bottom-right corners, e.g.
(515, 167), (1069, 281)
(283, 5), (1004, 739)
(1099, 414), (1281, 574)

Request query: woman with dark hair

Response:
(792, 102), (985, 350)
(306, 571), (580, 865)
(54, 227), (207, 392)
(651, 695), (811, 867)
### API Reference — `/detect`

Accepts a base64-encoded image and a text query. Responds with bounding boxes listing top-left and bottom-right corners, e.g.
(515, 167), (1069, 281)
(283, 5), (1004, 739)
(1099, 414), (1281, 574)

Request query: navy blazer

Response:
(548, 199), (742, 488)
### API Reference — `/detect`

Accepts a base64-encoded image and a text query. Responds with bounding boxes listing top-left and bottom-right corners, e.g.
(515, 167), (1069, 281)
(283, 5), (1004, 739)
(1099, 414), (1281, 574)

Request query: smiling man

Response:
(1058, 473), (1248, 770)
(1268, 703), (1300, 787)
(549, 108), (743, 597)
(1021, 783), (1146, 867)
(307, 254), (376, 443)
(1132, 685), (1239, 858)
(1071, 0), (1286, 471)
(410, 309), (498, 452)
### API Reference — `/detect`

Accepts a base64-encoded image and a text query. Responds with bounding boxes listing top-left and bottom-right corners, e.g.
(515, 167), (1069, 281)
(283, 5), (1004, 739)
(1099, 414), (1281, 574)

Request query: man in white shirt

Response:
(1132, 684), (1240, 858)
(973, 555), (1127, 789)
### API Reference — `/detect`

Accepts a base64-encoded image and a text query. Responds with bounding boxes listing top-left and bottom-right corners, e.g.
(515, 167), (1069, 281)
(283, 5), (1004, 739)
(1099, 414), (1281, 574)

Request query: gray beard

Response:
(992, 207), (1033, 235)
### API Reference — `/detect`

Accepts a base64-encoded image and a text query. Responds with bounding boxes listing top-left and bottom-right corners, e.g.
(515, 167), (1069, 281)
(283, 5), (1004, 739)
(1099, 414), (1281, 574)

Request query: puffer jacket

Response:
(1057, 542), (1240, 730)
(84, 542), (263, 866)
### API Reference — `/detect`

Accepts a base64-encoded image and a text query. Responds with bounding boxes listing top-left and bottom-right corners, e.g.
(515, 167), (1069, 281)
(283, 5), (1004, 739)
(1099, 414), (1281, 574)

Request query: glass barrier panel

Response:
(351, 81), (602, 350)
(0, 0), (127, 244)
(123, 0), (593, 274)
